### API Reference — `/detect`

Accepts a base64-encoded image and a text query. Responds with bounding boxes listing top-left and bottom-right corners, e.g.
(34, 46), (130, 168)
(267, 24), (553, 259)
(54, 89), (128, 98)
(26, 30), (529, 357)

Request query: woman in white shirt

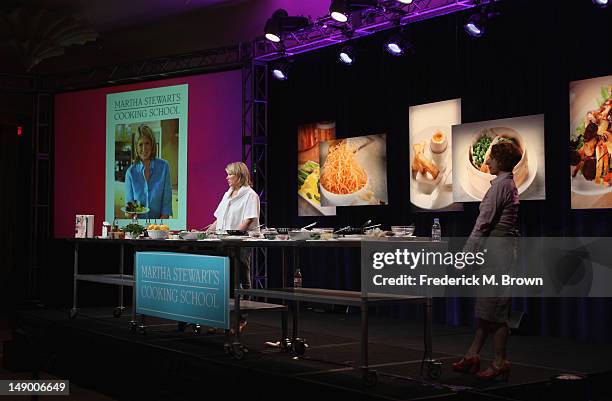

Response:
(207, 162), (260, 332)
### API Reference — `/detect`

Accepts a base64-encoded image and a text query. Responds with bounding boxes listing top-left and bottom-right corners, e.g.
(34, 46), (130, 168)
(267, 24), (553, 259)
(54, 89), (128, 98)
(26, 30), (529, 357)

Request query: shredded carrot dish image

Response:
(320, 140), (368, 194)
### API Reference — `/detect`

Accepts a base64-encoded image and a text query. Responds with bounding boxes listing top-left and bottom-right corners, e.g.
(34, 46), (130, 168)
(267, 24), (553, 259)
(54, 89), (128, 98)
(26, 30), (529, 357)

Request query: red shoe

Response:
(452, 355), (481, 374)
(476, 361), (512, 380)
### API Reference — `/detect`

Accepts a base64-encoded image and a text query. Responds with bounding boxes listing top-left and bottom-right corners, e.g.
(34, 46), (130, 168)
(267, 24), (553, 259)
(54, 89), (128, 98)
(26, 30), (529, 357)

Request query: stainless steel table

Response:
(63, 237), (438, 384)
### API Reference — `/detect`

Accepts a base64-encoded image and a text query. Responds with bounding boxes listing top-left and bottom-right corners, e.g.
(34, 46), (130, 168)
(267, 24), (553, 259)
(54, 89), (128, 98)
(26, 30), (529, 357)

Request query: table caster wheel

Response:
(232, 343), (246, 360)
(69, 309), (78, 319)
(280, 338), (292, 352)
(129, 321), (138, 334)
(293, 338), (308, 356)
(427, 360), (442, 380)
(193, 324), (201, 334)
(363, 370), (378, 387)
(113, 308), (122, 318)
(138, 325), (147, 335)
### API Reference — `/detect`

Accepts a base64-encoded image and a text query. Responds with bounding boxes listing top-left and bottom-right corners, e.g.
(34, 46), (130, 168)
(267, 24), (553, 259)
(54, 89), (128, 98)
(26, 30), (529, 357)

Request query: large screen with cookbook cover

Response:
(570, 74), (612, 209)
(54, 71), (242, 237)
(452, 114), (546, 202)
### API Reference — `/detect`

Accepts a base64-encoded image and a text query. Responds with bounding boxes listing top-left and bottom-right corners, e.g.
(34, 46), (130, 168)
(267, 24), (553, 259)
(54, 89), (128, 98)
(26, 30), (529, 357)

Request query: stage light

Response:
(265, 9), (286, 42)
(330, 0), (350, 22)
(271, 64), (289, 81)
(330, 0), (378, 23)
(384, 34), (407, 56)
(264, 9), (309, 43)
(339, 46), (356, 65)
(592, 0), (608, 8)
(397, 0), (414, 4)
(464, 12), (486, 38)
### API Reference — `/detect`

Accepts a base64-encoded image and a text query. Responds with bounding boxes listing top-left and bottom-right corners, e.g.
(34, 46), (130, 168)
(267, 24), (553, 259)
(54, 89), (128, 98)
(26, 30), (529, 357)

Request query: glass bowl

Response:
(391, 225), (415, 237)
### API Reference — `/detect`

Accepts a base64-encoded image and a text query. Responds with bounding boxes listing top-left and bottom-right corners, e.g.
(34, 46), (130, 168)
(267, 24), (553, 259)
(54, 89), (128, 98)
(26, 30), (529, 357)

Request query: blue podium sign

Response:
(135, 252), (230, 329)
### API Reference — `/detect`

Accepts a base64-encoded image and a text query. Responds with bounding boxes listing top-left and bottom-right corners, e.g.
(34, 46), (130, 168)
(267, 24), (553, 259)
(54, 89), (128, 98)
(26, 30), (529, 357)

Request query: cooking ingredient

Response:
(472, 136), (493, 168)
(412, 141), (440, 179)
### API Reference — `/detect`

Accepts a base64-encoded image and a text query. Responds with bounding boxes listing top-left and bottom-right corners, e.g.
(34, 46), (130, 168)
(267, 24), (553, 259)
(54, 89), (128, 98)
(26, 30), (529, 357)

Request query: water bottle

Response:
(431, 218), (441, 242)
(293, 268), (303, 288)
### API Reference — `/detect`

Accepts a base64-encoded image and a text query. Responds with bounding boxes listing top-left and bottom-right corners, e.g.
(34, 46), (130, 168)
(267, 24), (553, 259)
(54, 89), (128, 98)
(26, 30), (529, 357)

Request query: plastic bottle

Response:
(431, 218), (441, 242)
(293, 268), (303, 288)
(102, 221), (111, 238)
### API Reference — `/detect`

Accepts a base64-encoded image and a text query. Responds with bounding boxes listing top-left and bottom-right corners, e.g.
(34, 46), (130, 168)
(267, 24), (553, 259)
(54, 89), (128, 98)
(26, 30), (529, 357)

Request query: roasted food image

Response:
(570, 84), (612, 186)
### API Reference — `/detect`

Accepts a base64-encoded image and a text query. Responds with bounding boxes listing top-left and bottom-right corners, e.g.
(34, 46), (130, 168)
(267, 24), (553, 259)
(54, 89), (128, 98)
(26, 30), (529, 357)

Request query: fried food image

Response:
(411, 141), (439, 179)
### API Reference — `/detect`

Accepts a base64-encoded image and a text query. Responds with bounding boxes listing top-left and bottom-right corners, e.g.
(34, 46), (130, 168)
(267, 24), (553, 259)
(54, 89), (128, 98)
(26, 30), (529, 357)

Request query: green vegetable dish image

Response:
(472, 136), (493, 168)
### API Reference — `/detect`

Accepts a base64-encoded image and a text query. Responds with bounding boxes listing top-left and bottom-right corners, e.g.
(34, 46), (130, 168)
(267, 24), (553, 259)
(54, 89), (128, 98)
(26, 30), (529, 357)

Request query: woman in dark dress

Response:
(452, 141), (522, 380)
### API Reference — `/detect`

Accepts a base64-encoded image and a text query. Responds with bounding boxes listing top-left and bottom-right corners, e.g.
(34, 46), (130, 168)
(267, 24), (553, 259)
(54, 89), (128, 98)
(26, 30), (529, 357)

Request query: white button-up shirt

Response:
(214, 185), (260, 232)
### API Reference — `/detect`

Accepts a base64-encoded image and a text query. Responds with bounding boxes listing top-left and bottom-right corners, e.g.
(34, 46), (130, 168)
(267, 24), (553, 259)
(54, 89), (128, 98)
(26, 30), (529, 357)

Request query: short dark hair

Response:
(490, 141), (522, 172)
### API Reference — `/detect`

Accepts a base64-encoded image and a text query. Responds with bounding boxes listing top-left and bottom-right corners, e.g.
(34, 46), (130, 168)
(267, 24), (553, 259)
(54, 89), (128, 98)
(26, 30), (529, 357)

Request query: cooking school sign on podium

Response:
(135, 252), (229, 329)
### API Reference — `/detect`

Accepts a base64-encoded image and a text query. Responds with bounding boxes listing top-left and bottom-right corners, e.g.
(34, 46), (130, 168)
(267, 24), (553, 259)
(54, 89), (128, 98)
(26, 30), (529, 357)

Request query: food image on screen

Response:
(409, 99), (462, 211)
(297, 122), (336, 216)
(452, 114), (545, 202)
(321, 141), (368, 194)
(570, 76), (612, 209)
(319, 134), (388, 207)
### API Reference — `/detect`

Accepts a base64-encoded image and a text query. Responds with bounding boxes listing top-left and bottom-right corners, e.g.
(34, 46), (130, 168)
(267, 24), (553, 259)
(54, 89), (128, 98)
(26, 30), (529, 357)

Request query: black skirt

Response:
(474, 228), (519, 323)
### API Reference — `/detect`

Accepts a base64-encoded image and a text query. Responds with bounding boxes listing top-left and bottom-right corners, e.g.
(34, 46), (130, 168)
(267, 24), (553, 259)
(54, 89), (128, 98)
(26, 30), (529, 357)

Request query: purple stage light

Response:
(339, 46), (355, 64)
(386, 42), (402, 55)
(592, 0), (608, 7)
(465, 22), (482, 36)
(272, 68), (288, 80)
(464, 12), (485, 37)
(265, 33), (281, 43)
(331, 11), (349, 22)
(255, 0), (479, 62)
(264, 8), (309, 43)
(384, 34), (406, 56)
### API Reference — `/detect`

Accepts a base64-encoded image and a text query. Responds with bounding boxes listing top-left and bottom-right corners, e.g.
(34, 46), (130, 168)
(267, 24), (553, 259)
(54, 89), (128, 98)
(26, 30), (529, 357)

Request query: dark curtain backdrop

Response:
(267, 0), (612, 342)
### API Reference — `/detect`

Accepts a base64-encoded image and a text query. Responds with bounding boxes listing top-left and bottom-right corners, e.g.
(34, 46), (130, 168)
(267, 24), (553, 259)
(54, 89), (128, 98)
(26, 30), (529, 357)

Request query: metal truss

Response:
(3, 44), (249, 302)
(242, 42), (269, 289)
(46, 45), (243, 91)
(253, 0), (478, 62)
(0, 73), (38, 93)
(29, 91), (53, 300)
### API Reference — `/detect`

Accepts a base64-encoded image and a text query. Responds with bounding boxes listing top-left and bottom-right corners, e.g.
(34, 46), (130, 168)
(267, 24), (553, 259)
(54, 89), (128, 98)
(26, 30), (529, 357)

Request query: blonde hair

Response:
(225, 162), (252, 187)
(133, 125), (157, 163)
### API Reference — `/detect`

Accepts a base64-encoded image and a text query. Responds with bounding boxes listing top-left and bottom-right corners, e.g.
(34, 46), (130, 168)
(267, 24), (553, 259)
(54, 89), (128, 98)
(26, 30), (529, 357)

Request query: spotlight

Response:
(592, 0), (608, 8)
(271, 63), (289, 81)
(384, 34), (409, 56)
(330, 0), (349, 23)
(339, 46), (356, 65)
(464, 12), (486, 38)
(397, 0), (414, 4)
(264, 9), (309, 43)
(330, 0), (378, 23)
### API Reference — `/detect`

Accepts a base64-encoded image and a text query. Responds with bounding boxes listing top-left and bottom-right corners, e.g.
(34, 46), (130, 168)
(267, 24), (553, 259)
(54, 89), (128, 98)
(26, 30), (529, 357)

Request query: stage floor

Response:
(4, 307), (612, 401)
